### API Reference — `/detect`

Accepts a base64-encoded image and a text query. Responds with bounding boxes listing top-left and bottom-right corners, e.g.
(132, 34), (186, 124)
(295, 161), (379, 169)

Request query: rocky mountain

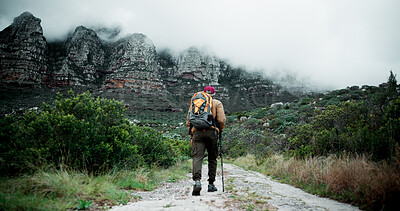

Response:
(0, 12), (302, 113)
(51, 26), (105, 87)
(0, 12), (48, 86)
(175, 47), (220, 84)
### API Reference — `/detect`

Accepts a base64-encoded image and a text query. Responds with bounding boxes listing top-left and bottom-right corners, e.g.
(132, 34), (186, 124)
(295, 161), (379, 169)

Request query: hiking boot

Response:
(192, 180), (202, 196)
(208, 184), (217, 192)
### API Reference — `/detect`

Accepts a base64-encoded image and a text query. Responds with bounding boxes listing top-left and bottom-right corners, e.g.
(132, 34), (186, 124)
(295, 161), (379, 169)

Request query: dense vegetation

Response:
(223, 71), (399, 161)
(0, 90), (192, 210)
(221, 71), (400, 210)
(0, 90), (190, 176)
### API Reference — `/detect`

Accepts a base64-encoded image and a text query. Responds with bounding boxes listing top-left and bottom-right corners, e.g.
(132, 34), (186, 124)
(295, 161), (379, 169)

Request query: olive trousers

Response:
(192, 128), (218, 184)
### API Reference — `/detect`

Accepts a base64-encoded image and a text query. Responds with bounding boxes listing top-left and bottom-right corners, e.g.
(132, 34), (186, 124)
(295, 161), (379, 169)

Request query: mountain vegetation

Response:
(222, 71), (399, 161)
(221, 71), (400, 210)
(0, 90), (190, 176)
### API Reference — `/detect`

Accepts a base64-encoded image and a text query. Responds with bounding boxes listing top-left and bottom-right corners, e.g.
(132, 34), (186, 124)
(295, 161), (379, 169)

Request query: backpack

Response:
(189, 92), (214, 130)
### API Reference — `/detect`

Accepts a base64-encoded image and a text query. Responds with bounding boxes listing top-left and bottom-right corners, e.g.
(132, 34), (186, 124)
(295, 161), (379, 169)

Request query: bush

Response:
(298, 97), (313, 105)
(0, 90), (187, 175)
(223, 124), (267, 158)
(225, 115), (238, 126)
(287, 99), (399, 160)
(298, 105), (314, 117)
(242, 118), (262, 130)
(249, 107), (270, 119)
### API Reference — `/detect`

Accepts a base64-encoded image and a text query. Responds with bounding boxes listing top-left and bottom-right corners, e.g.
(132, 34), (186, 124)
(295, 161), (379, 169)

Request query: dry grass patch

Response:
(232, 153), (400, 210)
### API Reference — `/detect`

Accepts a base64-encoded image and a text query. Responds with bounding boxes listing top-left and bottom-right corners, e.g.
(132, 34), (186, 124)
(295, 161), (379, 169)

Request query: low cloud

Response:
(1, 0), (399, 89)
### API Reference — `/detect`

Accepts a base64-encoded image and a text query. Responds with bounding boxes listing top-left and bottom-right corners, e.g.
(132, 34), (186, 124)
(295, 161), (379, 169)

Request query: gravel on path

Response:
(110, 163), (360, 211)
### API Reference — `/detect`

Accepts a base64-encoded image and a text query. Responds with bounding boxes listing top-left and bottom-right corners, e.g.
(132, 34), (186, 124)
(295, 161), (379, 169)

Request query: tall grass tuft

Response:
(0, 160), (193, 210)
(0, 168), (128, 210)
(232, 153), (400, 210)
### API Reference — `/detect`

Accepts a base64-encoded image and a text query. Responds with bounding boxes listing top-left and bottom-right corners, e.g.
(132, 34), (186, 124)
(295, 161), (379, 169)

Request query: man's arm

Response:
(216, 101), (226, 131)
(187, 109), (194, 137)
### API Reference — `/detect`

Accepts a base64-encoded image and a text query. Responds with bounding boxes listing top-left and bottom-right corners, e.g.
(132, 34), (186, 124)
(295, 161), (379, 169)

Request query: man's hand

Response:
(191, 139), (193, 146)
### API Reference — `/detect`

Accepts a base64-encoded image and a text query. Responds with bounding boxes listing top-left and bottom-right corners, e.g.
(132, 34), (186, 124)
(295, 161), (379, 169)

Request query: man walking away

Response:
(187, 86), (226, 196)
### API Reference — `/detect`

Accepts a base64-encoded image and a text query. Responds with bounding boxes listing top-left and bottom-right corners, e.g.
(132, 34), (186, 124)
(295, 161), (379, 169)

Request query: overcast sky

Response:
(1, 0), (399, 90)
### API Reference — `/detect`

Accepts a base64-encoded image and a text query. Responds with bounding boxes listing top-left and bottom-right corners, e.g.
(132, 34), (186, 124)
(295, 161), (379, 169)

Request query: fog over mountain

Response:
(1, 0), (399, 90)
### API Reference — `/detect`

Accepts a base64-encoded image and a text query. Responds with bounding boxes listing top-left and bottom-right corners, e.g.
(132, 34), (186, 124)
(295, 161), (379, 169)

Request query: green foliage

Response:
(0, 160), (192, 210)
(287, 124), (316, 157)
(298, 105), (314, 117)
(225, 115), (238, 125)
(317, 97), (340, 107)
(223, 72), (399, 161)
(387, 71), (397, 99)
(0, 90), (189, 175)
(166, 138), (191, 161)
(76, 199), (92, 210)
(223, 124), (268, 158)
(288, 98), (399, 160)
(242, 118), (262, 130)
(247, 107), (270, 119)
(384, 96), (400, 149)
(268, 108), (298, 133)
(231, 111), (249, 120)
(298, 97), (313, 105)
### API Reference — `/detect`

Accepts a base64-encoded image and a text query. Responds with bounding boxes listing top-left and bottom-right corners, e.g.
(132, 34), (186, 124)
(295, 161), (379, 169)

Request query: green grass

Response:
(0, 160), (192, 210)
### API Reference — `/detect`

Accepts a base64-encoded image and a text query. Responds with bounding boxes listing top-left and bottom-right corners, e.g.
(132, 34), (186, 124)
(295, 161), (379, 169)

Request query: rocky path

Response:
(110, 164), (360, 211)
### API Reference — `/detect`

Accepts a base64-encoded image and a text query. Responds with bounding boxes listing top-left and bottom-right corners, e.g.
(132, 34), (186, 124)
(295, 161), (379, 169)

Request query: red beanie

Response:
(204, 86), (215, 94)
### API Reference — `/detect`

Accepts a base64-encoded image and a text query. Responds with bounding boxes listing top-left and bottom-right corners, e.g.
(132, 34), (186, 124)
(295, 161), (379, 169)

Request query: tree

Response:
(387, 70), (398, 101)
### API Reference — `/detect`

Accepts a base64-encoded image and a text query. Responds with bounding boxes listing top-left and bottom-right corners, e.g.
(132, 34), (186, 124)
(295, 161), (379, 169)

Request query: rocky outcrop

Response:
(51, 26), (105, 87)
(175, 47), (220, 85)
(99, 33), (172, 110)
(102, 33), (165, 94)
(0, 12), (48, 86)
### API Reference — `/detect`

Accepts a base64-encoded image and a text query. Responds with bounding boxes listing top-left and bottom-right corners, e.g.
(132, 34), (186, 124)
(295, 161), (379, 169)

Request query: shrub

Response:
(298, 105), (314, 117)
(0, 90), (186, 175)
(249, 107), (270, 119)
(298, 97), (313, 105)
(242, 118), (262, 130)
(231, 111), (249, 120)
(287, 99), (399, 160)
(384, 96), (400, 150)
(223, 124), (266, 158)
(225, 115), (238, 126)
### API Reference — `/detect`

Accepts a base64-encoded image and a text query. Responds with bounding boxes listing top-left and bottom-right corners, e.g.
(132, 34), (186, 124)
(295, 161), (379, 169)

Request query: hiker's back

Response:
(188, 91), (214, 130)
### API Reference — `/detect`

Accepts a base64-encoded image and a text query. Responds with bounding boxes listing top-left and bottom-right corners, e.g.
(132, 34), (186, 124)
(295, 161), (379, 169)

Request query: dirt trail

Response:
(110, 163), (360, 211)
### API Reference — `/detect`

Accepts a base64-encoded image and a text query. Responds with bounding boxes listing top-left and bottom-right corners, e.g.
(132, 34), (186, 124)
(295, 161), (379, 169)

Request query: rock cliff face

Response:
(100, 33), (170, 110)
(0, 12), (48, 86)
(175, 47), (220, 84)
(52, 26), (105, 87)
(0, 12), (300, 112)
(102, 33), (164, 94)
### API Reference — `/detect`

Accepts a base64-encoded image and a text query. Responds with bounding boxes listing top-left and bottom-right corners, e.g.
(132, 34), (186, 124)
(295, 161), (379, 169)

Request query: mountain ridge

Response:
(1, 11), (306, 113)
